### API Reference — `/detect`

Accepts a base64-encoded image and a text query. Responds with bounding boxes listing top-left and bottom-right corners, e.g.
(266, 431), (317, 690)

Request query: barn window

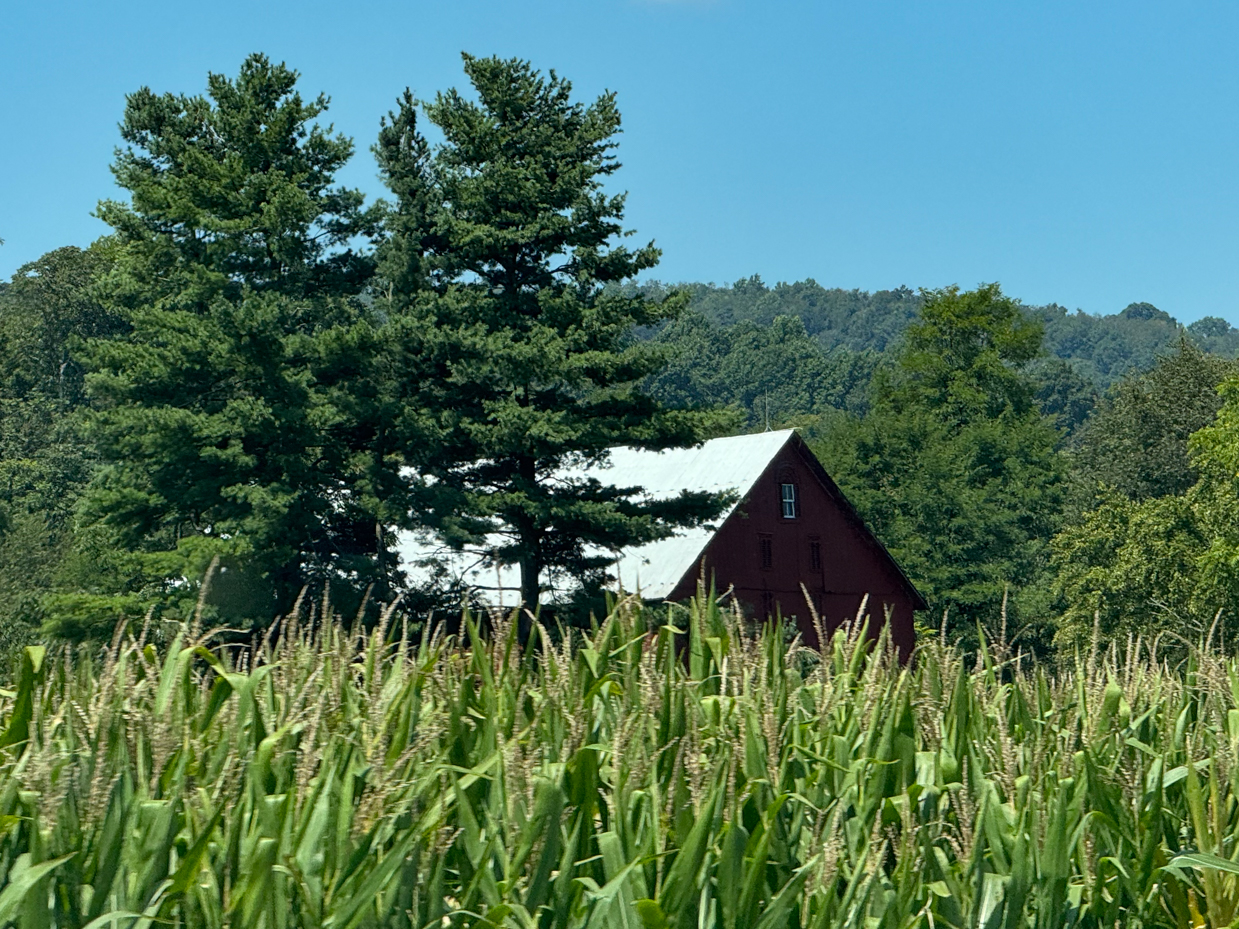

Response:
(762, 591), (774, 618)
(759, 534), (773, 570)
(780, 483), (797, 518)
(810, 539), (822, 571)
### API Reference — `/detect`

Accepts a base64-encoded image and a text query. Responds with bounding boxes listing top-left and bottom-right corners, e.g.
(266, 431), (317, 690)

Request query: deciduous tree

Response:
(0, 245), (121, 646)
(816, 284), (1065, 645)
(1073, 337), (1237, 501)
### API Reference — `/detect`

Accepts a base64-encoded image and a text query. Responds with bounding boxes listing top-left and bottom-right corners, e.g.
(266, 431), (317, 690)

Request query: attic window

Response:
(810, 539), (822, 571)
(780, 483), (797, 519)
(759, 534), (773, 570)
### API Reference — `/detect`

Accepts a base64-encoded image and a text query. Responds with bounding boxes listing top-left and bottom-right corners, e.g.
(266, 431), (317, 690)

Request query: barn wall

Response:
(669, 440), (917, 656)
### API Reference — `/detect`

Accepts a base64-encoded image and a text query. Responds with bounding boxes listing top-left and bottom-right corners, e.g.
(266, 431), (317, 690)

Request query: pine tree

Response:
(72, 54), (381, 631)
(375, 56), (728, 608)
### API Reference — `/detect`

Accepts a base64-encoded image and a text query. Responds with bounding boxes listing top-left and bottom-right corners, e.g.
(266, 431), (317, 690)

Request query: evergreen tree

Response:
(375, 56), (728, 608)
(69, 54), (381, 634)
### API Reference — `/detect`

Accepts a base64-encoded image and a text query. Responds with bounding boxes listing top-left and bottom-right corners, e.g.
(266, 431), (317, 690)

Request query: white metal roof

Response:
(395, 429), (796, 606)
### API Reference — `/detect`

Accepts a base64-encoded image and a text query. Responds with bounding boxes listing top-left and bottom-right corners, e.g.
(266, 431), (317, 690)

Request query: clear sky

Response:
(3, 1), (1237, 322)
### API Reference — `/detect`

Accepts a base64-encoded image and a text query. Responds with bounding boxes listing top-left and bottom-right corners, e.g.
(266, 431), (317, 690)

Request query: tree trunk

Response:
(519, 550), (541, 612)
(516, 454), (540, 611)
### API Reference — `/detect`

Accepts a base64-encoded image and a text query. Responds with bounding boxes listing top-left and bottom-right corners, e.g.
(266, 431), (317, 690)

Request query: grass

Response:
(0, 589), (1238, 927)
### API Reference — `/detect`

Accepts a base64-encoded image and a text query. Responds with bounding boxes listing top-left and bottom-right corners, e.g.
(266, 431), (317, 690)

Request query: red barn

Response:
(397, 429), (925, 653)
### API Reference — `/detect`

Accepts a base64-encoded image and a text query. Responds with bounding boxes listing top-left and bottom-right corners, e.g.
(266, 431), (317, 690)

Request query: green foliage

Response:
(676, 276), (923, 353)
(1030, 357), (1098, 437)
(74, 54), (384, 629)
(889, 281), (1044, 414)
(676, 277), (1239, 391)
(1049, 343), (1239, 646)
(0, 245), (124, 408)
(374, 55), (730, 607)
(0, 245), (121, 649)
(97, 55), (375, 301)
(1188, 315), (1239, 356)
(818, 284), (1065, 646)
(1032, 301), (1187, 386)
(644, 311), (880, 427)
(644, 290), (1103, 436)
(4, 589), (1239, 927)
(1074, 338), (1238, 502)
(1181, 375), (1239, 621)
(1051, 489), (1208, 645)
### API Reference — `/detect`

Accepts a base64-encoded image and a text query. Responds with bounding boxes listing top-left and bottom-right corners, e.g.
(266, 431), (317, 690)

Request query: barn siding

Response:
(668, 438), (918, 656)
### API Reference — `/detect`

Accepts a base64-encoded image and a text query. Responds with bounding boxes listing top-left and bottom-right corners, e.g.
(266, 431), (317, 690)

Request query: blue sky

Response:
(3, 1), (1237, 322)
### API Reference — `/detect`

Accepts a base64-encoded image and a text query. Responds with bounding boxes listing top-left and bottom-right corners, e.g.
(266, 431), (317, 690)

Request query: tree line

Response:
(3, 52), (1239, 655)
(668, 275), (1239, 387)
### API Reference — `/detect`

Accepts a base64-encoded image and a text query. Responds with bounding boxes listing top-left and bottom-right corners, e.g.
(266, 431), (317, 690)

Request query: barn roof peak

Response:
(396, 429), (800, 605)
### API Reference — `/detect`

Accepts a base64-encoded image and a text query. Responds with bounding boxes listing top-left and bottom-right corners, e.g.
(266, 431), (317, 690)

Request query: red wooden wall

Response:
(668, 436), (922, 657)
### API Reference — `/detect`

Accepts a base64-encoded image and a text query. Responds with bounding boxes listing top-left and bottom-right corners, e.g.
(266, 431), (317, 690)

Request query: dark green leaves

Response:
(816, 284), (1066, 646)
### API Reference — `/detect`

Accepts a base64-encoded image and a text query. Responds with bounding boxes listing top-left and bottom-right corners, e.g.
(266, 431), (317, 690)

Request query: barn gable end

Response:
(668, 432), (923, 655)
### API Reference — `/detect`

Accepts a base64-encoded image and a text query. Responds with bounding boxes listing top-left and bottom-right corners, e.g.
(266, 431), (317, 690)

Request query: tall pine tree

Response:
(375, 56), (728, 608)
(70, 55), (382, 632)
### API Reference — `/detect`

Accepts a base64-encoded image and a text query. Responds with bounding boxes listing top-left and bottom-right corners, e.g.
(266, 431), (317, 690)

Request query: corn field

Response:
(3, 592), (1239, 927)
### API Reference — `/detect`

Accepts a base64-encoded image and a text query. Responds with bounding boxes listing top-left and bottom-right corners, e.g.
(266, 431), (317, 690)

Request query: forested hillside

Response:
(669, 275), (1239, 383)
(636, 276), (1239, 434)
